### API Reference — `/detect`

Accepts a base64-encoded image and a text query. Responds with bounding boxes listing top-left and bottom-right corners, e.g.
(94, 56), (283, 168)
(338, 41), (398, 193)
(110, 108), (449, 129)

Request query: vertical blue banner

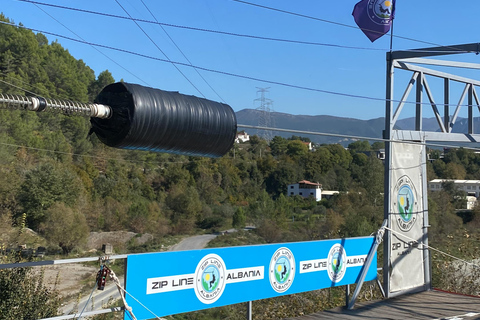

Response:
(125, 236), (376, 319)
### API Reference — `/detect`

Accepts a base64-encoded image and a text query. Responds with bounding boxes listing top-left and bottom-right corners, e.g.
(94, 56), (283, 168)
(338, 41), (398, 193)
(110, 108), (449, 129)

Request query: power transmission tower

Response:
(254, 87), (274, 141)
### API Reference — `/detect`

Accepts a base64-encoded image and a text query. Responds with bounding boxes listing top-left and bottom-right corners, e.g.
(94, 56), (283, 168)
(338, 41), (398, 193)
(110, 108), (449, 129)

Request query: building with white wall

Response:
(235, 131), (250, 143)
(429, 179), (480, 197)
(287, 180), (322, 201)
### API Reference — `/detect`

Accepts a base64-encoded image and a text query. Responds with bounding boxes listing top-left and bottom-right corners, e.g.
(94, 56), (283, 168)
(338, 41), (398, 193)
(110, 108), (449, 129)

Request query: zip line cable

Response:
(32, 3), (151, 87)
(1, 77), (479, 164)
(384, 226), (480, 269)
(239, 124), (480, 152)
(16, 0), (450, 53)
(139, 0), (226, 103)
(2, 20), (478, 109)
(75, 274), (100, 320)
(113, 0), (205, 98)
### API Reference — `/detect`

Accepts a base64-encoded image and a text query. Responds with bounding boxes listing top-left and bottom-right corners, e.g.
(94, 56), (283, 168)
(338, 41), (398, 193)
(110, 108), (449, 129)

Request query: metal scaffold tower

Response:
(254, 87), (274, 141)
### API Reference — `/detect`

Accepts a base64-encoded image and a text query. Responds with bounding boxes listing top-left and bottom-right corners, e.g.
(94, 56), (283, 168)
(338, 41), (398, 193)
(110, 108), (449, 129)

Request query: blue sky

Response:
(2, 0), (480, 120)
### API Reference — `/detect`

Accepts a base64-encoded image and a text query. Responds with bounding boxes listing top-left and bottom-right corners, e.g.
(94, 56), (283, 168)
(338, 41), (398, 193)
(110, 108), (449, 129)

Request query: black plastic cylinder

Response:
(90, 82), (237, 158)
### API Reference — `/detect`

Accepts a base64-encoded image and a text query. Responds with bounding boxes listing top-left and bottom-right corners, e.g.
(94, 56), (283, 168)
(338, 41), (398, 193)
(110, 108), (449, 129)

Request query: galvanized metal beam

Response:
(0, 254), (128, 270)
(450, 84), (470, 132)
(392, 72), (419, 126)
(390, 43), (480, 60)
(397, 57), (480, 70)
(422, 76), (447, 133)
(393, 130), (480, 142)
(394, 61), (480, 86)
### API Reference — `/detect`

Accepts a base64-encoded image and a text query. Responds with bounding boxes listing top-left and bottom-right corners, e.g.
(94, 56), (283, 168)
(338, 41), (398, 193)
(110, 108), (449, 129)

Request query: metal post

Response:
(247, 301), (252, 320)
(416, 72), (423, 131)
(468, 84), (474, 134)
(420, 144), (432, 290)
(345, 284), (350, 307)
(348, 220), (387, 309)
(124, 258), (128, 318)
(383, 51), (395, 299)
(444, 78), (450, 132)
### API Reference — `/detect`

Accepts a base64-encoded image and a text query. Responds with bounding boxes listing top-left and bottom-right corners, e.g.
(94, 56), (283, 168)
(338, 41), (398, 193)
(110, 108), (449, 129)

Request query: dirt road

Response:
(61, 233), (219, 316)
(168, 234), (217, 251)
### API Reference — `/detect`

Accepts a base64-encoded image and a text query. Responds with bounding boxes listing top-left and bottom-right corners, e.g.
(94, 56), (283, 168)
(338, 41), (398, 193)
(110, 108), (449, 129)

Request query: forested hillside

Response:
(2, 13), (480, 319)
(1, 12), (480, 254)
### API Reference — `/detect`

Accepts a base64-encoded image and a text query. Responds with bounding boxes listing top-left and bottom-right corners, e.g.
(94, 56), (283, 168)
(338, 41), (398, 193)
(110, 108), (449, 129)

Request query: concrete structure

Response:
(466, 196), (477, 210)
(321, 190), (340, 199)
(429, 179), (480, 197)
(287, 180), (322, 201)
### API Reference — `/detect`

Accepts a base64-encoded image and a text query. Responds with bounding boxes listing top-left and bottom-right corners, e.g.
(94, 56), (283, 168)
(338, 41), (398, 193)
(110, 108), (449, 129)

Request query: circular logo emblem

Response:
(327, 244), (347, 283)
(367, 0), (394, 25)
(194, 254), (226, 304)
(269, 247), (295, 293)
(393, 175), (418, 232)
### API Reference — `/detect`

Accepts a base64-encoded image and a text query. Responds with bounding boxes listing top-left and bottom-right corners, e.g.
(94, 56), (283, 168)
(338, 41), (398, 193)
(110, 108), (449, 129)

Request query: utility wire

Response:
(140, 0), (226, 103)
(385, 226), (480, 269)
(2, 73), (480, 170)
(32, 3), (151, 87)
(0, 79), (39, 96)
(238, 124), (480, 152)
(230, 0), (468, 52)
(2, 20), (478, 109)
(0, 72), (50, 96)
(13, 0), (422, 52)
(2, 70), (479, 162)
(114, 0), (206, 98)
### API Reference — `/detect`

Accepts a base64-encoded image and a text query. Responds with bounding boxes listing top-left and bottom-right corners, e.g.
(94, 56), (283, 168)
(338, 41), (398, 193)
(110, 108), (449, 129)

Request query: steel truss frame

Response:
(383, 42), (480, 298)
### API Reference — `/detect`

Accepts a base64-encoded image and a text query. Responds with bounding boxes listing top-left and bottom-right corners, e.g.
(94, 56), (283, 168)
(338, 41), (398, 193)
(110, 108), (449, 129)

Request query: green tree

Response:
(19, 162), (81, 230)
(40, 203), (89, 254)
(286, 140), (308, 157)
(0, 268), (60, 319)
(269, 136), (288, 156)
(232, 207), (246, 228)
(347, 140), (371, 152)
(371, 141), (385, 150)
(89, 70), (115, 101)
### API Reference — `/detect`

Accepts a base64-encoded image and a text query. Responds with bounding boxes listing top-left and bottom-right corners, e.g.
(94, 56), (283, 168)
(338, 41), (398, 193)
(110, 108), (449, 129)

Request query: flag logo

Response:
(194, 254), (226, 304)
(352, 0), (395, 42)
(269, 247), (295, 293)
(393, 175), (418, 232)
(369, 0), (394, 24)
(327, 244), (347, 283)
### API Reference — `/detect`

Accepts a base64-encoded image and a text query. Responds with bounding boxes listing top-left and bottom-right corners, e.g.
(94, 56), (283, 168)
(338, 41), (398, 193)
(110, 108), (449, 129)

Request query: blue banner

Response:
(125, 236), (376, 319)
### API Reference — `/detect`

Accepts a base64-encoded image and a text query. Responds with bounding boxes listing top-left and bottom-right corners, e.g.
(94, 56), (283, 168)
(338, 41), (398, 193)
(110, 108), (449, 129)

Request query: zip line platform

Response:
(290, 290), (480, 320)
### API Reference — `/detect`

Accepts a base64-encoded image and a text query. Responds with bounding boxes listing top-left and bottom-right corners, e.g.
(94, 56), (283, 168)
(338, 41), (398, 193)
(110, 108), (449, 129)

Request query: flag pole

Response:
(389, 2), (395, 52)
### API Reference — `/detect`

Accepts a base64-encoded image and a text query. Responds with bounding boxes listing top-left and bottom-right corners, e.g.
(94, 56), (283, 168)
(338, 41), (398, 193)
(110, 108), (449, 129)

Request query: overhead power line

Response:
(114, 0), (205, 98)
(238, 124), (480, 152)
(1, 77), (480, 163)
(2, 20), (477, 109)
(230, 0), (468, 51)
(139, 0), (226, 103)
(32, 3), (151, 87)
(15, 0), (387, 52)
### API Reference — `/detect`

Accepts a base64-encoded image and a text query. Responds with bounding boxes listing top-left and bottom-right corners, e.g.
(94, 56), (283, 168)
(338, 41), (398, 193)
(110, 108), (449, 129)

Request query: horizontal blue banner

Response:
(125, 236), (376, 319)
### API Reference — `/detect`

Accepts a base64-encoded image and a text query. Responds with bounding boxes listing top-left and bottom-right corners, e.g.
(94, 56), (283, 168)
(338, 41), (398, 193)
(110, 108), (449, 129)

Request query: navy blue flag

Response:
(352, 0), (395, 42)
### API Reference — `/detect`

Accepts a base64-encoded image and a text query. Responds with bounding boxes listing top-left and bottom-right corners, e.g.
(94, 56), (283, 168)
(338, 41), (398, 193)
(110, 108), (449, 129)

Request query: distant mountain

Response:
(236, 109), (480, 145)
(235, 109), (386, 145)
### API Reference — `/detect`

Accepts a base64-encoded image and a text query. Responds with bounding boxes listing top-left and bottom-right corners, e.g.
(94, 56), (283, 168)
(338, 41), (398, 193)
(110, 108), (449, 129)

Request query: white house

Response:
(235, 131), (250, 143)
(429, 179), (480, 197)
(287, 180), (322, 201)
(300, 141), (313, 151)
